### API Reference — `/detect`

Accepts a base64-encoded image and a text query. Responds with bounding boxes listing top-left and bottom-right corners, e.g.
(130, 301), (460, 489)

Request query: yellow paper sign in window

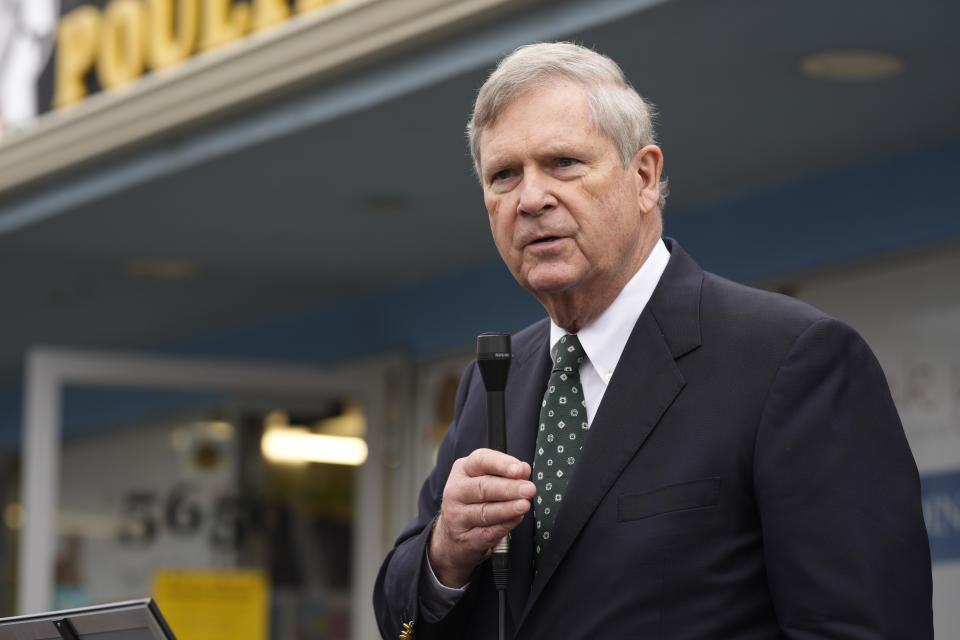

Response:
(153, 569), (268, 640)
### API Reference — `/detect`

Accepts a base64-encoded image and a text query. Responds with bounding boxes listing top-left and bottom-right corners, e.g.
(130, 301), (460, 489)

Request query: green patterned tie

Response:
(533, 334), (588, 564)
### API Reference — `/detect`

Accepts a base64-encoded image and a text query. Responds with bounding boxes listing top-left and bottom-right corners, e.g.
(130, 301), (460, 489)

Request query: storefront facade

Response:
(1, 0), (959, 637)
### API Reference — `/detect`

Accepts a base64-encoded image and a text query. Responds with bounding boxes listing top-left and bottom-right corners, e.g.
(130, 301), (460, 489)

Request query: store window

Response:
(53, 392), (363, 639)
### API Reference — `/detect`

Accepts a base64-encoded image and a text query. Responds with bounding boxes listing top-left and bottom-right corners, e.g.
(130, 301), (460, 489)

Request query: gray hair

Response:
(467, 42), (668, 211)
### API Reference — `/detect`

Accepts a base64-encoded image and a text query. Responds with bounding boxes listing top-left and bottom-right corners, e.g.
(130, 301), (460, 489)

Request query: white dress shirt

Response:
(421, 238), (671, 617)
(548, 238), (671, 426)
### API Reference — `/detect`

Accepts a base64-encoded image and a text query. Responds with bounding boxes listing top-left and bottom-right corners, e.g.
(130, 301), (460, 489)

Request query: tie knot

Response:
(553, 334), (586, 373)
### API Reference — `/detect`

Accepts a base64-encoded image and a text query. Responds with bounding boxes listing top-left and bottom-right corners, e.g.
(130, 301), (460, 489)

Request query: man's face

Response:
(478, 81), (661, 325)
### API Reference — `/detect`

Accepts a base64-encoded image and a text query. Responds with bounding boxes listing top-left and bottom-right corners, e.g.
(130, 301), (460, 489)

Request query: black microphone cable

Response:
(476, 332), (512, 640)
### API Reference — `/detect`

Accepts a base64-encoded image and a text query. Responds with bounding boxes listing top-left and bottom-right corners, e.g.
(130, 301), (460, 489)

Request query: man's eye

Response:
(556, 157), (578, 168)
(491, 169), (513, 183)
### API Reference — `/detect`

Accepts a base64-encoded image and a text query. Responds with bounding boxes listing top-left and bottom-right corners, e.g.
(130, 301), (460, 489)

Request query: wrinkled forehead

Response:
(482, 81), (591, 133)
(477, 80), (602, 157)
(479, 74), (594, 127)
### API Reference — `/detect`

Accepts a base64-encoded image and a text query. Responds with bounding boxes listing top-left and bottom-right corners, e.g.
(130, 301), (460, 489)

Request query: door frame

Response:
(20, 345), (405, 639)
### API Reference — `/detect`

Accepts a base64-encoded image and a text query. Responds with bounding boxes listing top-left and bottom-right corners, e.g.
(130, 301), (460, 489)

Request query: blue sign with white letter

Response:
(921, 469), (960, 563)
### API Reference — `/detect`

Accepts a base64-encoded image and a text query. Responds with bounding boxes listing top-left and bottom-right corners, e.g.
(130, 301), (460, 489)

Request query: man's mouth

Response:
(522, 232), (568, 250)
(531, 236), (561, 244)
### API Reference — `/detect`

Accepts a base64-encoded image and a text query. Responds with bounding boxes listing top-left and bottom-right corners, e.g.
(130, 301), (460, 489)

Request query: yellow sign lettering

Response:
(296, 0), (337, 13)
(52, 0), (349, 109)
(252, 0), (290, 32)
(147, 0), (199, 70)
(199, 0), (252, 51)
(53, 6), (101, 108)
(97, 0), (148, 89)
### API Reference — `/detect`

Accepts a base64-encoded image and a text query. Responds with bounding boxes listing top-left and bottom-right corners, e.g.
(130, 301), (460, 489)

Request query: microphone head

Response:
(477, 332), (511, 392)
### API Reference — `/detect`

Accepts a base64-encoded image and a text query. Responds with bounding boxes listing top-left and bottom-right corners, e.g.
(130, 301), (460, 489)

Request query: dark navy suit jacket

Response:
(374, 240), (933, 639)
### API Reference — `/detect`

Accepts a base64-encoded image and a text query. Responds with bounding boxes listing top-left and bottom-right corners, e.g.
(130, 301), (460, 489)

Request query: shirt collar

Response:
(549, 238), (671, 381)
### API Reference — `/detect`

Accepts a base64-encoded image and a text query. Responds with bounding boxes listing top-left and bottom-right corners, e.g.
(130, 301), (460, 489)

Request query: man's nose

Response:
(517, 172), (557, 216)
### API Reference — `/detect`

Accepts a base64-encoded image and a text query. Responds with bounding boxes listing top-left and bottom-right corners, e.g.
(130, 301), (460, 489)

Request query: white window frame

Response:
(20, 345), (406, 639)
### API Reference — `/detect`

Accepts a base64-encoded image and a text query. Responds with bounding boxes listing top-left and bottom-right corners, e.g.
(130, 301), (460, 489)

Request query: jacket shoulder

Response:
(701, 271), (832, 339)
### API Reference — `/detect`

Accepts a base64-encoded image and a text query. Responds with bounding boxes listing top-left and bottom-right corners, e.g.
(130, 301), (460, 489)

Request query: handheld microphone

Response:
(477, 332), (511, 453)
(477, 332), (512, 640)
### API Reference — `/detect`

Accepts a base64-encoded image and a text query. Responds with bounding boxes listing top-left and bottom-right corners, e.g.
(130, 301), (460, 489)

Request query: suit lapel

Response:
(517, 239), (704, 628)
(504, 321), (552, 626)
(520, 312), (685, 617)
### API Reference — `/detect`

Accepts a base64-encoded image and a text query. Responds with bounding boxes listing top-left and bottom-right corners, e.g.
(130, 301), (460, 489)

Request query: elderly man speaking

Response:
(374, 42), (932, 639)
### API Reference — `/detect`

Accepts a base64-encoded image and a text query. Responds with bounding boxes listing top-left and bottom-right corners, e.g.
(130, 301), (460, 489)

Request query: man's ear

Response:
(632, 145), (663, 213)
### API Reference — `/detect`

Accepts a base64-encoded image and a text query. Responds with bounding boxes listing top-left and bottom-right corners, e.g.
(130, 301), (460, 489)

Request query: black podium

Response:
(0, 598), (175, 639)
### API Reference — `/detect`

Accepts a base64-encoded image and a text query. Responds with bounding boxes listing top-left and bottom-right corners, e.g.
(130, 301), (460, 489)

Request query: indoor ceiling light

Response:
(261, 427), (368, 466)
(799, 50), (903, 82)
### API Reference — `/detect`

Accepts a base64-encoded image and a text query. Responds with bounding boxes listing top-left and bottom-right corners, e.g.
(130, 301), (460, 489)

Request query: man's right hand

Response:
(428, 448), (535, 588)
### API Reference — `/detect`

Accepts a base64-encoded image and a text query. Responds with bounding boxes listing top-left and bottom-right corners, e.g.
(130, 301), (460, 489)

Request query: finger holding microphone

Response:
(428, 449), (534, 588)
